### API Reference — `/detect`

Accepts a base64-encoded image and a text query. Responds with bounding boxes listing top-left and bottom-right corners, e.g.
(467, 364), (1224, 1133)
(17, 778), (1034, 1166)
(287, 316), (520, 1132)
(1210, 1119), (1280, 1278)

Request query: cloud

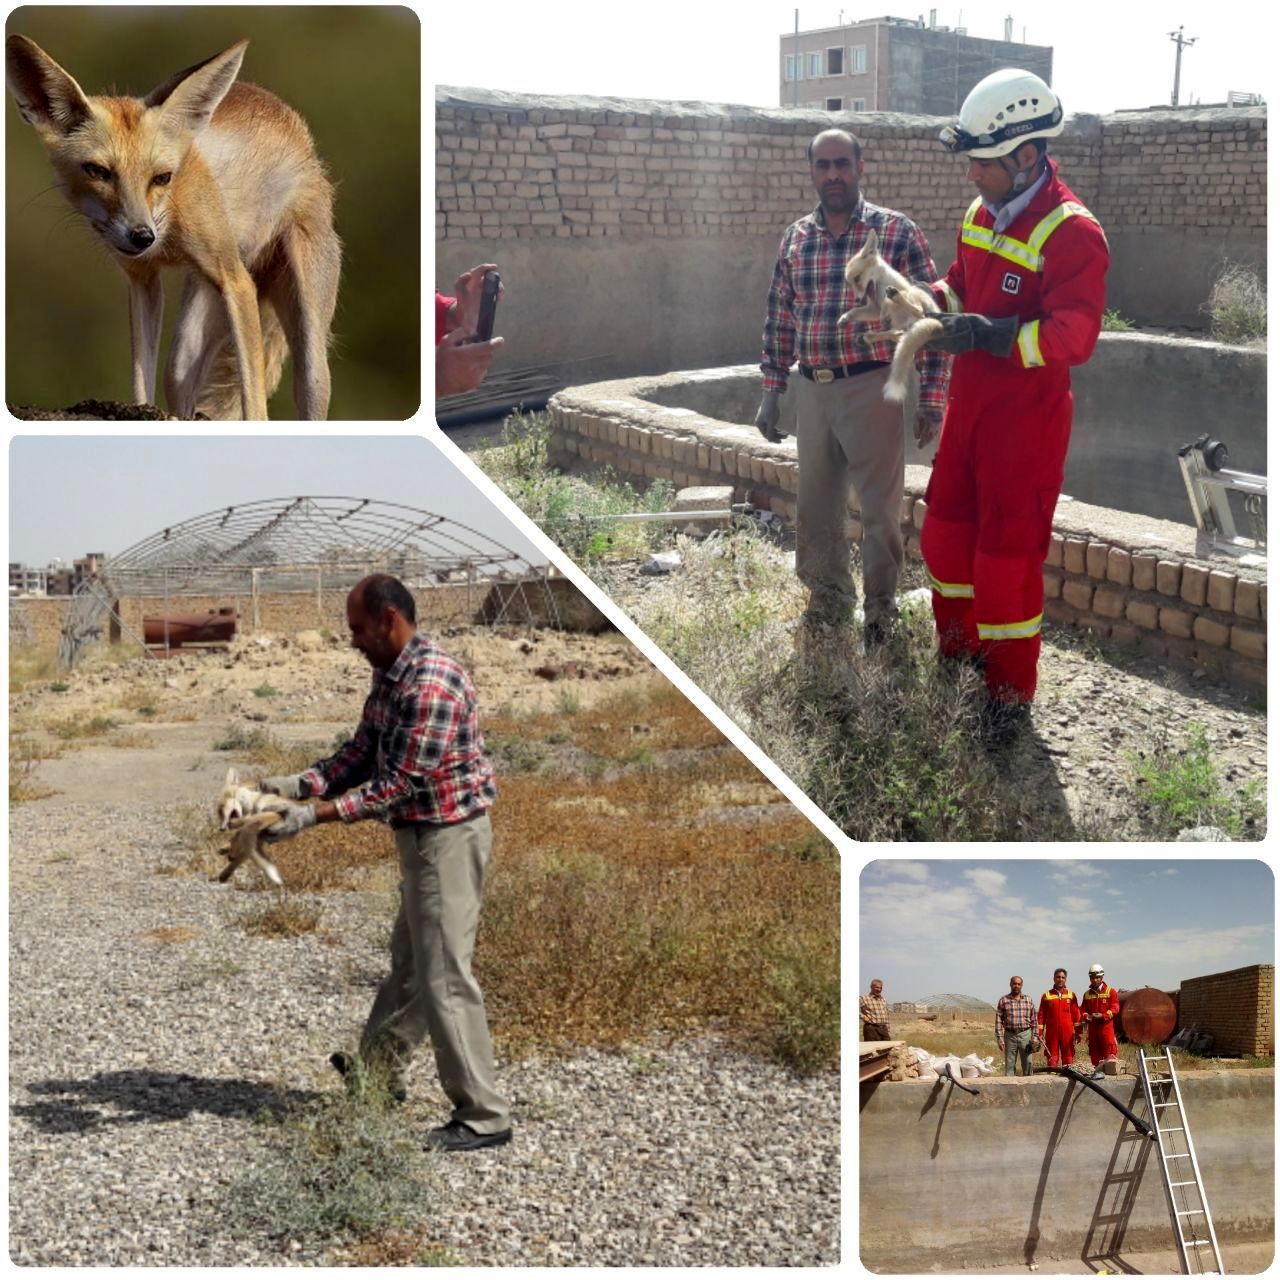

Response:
(963, 868), (1008, 894)
(1060, 895), (1093, 912)
(1048, 862), (1107, 885)
(875, 861), (929, 883)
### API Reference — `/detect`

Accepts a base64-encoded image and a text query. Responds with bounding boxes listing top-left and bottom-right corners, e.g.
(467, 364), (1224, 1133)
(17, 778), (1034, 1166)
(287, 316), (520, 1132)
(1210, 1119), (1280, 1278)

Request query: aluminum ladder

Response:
(1138, 1048), (1225, 1274)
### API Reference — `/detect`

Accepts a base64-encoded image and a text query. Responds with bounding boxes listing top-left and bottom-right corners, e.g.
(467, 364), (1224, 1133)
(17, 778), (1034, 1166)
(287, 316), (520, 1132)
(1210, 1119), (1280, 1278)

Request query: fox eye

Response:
(151, 172), (172, 188)
(82, 163), (113, 181)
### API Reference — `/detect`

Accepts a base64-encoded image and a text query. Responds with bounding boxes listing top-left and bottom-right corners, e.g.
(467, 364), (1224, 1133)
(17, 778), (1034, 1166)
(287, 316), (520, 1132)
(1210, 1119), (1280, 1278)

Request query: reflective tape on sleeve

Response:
(1018, 319), (1045, 368)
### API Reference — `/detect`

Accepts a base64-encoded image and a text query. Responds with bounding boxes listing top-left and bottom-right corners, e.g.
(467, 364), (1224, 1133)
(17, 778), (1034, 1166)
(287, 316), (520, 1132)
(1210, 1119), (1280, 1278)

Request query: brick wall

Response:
(437, 88), (1265, 348)
(1179, 964), (1275, 1057)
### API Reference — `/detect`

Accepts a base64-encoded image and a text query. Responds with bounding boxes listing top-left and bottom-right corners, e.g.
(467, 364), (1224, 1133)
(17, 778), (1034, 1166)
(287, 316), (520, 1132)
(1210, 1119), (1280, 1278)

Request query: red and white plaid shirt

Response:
(761, 196), (949, 410)
(996, 993), (1037, 1043)
(300, 632), (496, 826)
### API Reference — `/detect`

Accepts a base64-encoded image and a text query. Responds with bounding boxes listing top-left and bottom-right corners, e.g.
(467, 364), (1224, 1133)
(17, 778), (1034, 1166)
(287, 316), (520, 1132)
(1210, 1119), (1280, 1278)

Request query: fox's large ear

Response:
(145, 39), (247, 132)
(5, 35), (92, 134)
(225, 766), (239, 787)
(865, 228), (879, 253)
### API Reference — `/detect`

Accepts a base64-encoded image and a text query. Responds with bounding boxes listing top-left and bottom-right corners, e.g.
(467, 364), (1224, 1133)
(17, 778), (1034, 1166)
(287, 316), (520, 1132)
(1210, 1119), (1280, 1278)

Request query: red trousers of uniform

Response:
(920, 360), (1073, 704)
(1087, 1021), (1118, 1067)
(1039, 991), (1081, 1067)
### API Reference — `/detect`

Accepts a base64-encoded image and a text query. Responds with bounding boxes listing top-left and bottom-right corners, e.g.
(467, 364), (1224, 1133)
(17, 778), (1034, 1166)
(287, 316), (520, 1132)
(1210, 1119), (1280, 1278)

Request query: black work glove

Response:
(923, 313), (1019, 357)
(754, 389), (785, 443)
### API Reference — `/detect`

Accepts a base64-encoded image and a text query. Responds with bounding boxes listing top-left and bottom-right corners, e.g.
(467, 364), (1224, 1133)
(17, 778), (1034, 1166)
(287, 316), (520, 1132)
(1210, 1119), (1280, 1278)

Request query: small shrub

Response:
(9, 738), (53, 805)
(1131, 723), (1265, 839)
(1203, 262), (1267, 345)
(212, 724), (272, 753)
(227, 1092), (436, 1242)
(1101, 307), (1134, 331)
(48, 681), (70, 693)
(252, 683), (279, 698)
(240, 898), (323, 939)
(50, 714), (119, 741)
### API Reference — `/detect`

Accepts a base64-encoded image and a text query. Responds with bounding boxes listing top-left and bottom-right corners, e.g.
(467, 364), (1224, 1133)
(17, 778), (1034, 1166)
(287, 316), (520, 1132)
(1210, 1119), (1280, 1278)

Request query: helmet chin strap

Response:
(997, 149), (1045, 202)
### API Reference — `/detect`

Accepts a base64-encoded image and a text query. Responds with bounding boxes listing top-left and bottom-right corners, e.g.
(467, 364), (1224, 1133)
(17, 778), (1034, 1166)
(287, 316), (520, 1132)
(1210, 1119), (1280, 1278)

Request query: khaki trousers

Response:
(794, 368), (904, 627)
(360, 811), (509, 1133)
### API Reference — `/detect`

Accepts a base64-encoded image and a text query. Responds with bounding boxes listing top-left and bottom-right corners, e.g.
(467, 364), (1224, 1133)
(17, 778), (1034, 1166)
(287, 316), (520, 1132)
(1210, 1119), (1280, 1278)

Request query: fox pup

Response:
(216, 767), (298, 887)
(6, 35), (340, 420)
(836, 228), (942, 406)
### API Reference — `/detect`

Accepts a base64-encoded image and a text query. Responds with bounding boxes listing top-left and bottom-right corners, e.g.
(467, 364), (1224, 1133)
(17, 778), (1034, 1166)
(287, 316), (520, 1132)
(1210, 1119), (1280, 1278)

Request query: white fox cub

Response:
(216, 767), (300, 887)
(5, 35), (340, 420)
(836, 228), (942, 405)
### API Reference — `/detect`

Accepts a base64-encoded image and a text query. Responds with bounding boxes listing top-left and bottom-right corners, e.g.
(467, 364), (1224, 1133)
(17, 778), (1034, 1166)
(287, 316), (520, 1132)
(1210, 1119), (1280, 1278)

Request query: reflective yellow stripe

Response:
(1028, 201), (1107, 254)
(938, 281), (963, 313)
(977, 613), (1043, 640)
(961, 201), (1104, 275)
(928, 571), (974, 599)
(1018, 319), (1044, 367)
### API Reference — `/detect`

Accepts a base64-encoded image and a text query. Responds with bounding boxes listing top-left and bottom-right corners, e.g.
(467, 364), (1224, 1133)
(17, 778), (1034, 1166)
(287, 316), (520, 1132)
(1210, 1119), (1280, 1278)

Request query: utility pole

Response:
(1168, 26), (1197, 107)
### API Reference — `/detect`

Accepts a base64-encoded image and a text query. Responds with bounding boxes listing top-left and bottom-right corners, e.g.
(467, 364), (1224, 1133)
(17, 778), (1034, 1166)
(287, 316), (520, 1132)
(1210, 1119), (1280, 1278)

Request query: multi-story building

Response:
(779, 13), (1052, 114)
(9, 563), (48, 596)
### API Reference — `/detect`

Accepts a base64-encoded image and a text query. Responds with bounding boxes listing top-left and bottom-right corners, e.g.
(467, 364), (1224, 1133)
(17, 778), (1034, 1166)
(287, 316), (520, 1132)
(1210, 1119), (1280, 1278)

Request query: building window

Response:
(807, 51), (822, 78)
(785, 54), (796, 80)
(826, 97), (843, 111)
(852, 97), (867, 111)
(849, 44), (867, 74)
(827, 47), (844, 75)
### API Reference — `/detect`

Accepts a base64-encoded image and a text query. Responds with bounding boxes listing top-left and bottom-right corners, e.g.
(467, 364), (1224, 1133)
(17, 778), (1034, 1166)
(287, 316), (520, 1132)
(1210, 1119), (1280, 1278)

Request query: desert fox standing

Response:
(836, 228), (942, 406)
(6, 35), (340, 419)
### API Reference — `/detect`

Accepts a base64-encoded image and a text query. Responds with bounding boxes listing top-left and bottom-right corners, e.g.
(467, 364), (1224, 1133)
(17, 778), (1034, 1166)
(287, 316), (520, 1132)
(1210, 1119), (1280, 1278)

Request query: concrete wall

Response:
(860, 1070), (1274, 1271)
(437, 88), (1265, 390)
(1180, 965), (1275, 1058)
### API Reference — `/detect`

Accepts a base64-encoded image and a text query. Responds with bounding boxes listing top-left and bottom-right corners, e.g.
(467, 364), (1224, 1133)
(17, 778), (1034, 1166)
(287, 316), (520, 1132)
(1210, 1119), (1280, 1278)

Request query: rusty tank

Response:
(142, 607), (237, 648)
(1117, 986), (1178, 1044)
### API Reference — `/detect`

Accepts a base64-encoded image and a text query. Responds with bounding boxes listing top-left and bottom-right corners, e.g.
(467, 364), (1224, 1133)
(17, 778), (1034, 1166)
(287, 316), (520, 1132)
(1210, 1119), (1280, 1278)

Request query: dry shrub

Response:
(239, 897), (324, 938)
(336, 1230), (462, 1267)
(9, 736), (54, 805)
(9, 645), (59, 690)
(480, 771), (839, 1072)
(1203, 262), (1267, 345)
(262, 822), (396, 892)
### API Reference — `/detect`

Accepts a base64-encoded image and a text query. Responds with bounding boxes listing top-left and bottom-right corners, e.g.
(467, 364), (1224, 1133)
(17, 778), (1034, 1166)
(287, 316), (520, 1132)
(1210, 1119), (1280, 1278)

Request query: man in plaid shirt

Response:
(995, 975), (1039, 1076)
(757, 128), (948, 646)
(861, 978), (891, 1040)
(260, 574), (510, 1152)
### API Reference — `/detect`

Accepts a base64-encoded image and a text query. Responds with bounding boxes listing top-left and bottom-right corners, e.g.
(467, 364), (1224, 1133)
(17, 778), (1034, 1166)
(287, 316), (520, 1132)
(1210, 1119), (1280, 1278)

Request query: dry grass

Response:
(335, 1231), (464, 1267)
(238, 897), (324, 938)
(169, 677), (839, 1074)
(8, 736), (55, 805)
(141, 926), (199, 945)
(1203, 261), (1267, 346)
(9, 645), (59, 691)
(211, 725), (339, 777)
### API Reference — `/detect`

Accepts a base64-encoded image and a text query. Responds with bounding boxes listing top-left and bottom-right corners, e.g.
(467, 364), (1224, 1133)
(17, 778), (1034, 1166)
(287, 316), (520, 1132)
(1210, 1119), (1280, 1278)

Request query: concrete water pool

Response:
(546, 334), (1266, 689)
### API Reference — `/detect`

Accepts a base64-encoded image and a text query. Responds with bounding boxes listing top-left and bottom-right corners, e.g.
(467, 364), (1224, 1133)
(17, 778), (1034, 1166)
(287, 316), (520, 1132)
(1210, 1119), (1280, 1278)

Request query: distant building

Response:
(9, 562), (47, 596)
(779, 13), (1053, 114)
(892, 1001), (930, 1013)
(9, 552), (106, 597)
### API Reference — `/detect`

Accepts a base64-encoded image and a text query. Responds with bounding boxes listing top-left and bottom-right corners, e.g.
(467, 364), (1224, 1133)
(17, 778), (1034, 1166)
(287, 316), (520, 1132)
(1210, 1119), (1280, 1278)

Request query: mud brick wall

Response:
(11, 579), (608, 653)
(1179, 965), (1275, 1058)
(437, 87), (1266, 380)
(548, 366), (1266, 690)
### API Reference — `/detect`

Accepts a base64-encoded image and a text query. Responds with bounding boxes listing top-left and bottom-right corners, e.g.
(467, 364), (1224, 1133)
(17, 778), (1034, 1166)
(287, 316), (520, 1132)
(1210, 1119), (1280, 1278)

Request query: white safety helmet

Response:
(1088, 963), (1105, 976)
(939, 68), (1064, 158)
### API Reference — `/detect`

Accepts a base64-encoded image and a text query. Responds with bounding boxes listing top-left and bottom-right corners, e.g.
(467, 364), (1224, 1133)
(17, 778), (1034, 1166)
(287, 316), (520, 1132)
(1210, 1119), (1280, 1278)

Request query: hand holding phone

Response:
(472, 270), (501, 343)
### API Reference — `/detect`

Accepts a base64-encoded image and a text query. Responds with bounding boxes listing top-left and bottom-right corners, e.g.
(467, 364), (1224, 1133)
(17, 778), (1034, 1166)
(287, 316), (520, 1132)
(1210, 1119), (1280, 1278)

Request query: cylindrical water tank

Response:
(1117, 987), (1178, 1044)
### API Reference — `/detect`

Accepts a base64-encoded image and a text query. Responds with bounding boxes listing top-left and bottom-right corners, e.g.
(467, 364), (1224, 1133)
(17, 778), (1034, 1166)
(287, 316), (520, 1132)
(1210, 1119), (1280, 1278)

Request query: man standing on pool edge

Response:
(757, 128), (948, 651)
(918, 69), (1110, 747)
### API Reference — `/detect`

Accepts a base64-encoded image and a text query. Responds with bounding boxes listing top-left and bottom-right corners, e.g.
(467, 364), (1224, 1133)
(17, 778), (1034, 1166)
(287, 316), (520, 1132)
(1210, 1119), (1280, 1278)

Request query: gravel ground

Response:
(8, 798), (840, 1267)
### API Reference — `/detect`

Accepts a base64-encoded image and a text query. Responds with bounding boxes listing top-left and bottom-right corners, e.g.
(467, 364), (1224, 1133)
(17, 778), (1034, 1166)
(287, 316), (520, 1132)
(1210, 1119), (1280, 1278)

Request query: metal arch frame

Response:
(57, 495), (560, 668)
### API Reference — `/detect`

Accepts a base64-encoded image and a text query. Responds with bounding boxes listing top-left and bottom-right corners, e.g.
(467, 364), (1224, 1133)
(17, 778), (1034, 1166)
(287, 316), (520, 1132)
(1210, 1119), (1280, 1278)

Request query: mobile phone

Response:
(473, 270), (501, 342)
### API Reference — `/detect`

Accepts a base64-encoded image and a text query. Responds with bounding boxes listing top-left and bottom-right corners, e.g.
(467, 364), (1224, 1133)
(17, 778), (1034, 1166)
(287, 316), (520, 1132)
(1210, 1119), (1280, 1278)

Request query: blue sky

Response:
(7, 434), (548, 568)
(860, 859), (1274, 1002)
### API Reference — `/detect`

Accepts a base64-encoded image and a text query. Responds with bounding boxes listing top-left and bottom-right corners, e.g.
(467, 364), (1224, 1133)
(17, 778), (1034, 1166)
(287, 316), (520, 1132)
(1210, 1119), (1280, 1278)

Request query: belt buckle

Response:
(814, 367), (835, 384)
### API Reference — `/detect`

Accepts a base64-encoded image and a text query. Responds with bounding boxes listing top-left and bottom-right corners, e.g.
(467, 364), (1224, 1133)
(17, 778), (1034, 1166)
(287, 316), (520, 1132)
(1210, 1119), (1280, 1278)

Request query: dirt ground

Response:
(10, 626), (661, 808)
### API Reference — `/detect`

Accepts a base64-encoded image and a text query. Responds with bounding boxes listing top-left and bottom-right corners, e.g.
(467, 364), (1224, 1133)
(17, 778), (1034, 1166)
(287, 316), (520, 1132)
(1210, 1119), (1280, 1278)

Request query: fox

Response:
(5, 34), (340, 420)
(835, 228), (943, 406)
(216, 766), (300, 887)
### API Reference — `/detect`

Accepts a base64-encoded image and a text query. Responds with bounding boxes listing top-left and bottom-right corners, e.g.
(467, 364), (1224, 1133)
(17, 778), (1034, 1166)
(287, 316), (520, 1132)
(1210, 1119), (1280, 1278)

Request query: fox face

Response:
(843, 227), (881, 295)
(217, 766), (249, 829)
(6, 35), (246, 260)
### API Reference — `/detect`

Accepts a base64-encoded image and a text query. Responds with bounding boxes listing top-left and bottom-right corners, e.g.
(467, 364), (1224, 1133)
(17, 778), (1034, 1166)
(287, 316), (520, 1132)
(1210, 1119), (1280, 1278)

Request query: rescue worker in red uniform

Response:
(1037, 967), (1082, 1067)
(1081, 961), (1120, 1079)
(919, 69), (1110, 745)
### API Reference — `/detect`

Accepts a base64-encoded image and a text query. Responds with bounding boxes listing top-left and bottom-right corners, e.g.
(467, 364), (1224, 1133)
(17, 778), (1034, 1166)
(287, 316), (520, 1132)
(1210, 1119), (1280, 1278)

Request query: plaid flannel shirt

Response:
(299, 632), (496, 826)
(860, 994), (891, 1027)
(761, 196), (949, 410)
(995, 993), (1037, 1045)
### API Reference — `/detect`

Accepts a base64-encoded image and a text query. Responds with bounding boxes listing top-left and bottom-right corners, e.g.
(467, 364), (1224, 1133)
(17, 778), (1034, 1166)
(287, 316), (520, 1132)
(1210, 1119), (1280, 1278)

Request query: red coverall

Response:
(921, 159), (1110, 702)
(1081, 981), (1120, 1066)
(1038, 986), (1081, 1067)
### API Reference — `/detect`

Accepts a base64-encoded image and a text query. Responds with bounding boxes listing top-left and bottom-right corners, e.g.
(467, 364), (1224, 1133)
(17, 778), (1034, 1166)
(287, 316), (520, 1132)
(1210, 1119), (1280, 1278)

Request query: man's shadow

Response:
(12, 1070), (321, 1134)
